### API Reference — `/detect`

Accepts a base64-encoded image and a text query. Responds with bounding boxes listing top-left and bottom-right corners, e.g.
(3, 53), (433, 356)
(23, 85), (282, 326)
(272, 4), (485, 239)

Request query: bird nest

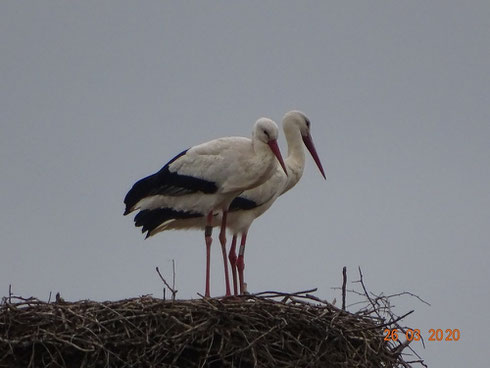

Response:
(0, 284), (426, 368)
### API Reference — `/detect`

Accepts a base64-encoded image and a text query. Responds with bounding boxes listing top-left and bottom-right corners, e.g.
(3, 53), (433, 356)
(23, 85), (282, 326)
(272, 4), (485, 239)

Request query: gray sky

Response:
(1, 1), (489, 365)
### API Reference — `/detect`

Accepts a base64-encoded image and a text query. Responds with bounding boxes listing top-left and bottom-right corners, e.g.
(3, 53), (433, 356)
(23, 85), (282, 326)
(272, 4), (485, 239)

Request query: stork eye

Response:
(306, 119), (311, 128)
(263, 129), (270, 138)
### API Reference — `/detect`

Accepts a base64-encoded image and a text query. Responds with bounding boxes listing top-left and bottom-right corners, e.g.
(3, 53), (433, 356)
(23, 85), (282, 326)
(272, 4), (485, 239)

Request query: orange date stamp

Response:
(383, 328), (461, 342)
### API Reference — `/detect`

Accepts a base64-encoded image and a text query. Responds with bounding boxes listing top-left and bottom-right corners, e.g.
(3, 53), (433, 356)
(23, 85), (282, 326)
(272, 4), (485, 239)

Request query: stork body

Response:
(124, 118), (287, 297)
(133, 111), (325, 295)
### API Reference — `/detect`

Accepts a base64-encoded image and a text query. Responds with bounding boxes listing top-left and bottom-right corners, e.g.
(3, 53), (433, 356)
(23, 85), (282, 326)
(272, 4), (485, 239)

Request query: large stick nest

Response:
(0, 288), (425, 368)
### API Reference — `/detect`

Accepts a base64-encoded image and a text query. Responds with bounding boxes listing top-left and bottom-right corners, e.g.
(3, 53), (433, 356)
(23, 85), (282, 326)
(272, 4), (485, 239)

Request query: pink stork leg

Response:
(228, 235), (238, 296)
(236, 232), (248, 294)
(204, 212), (213, 298)
(219, 209), (232, 296)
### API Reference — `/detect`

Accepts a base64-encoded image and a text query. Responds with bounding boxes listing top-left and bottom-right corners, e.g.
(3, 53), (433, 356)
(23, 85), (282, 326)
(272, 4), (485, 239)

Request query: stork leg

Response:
(236, 232), (247, 294)
(204, 212), (213, 298)
(228, 235), (238, 296)
(219, 210), (231, 296)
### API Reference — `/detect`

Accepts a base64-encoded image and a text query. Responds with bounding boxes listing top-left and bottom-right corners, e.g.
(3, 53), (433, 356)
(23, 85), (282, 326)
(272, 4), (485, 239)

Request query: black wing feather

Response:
(134, 208), (202, 237)
(123, 149), (218, 215)
(228, 196), (259, 211)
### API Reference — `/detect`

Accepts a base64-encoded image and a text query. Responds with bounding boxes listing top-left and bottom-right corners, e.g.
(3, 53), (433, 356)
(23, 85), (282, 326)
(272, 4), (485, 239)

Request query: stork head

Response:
(253, 118), (288, 176)
(283, 110), (326, 180)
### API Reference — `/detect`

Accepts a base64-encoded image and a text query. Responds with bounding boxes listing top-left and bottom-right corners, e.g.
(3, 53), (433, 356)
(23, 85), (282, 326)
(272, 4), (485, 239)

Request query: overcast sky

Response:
(1, 1), (489, 366)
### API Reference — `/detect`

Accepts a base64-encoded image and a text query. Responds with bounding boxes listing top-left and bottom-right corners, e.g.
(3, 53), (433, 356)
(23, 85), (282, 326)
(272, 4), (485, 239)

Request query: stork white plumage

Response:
(132, 111), (325, 295)
(226, 111), (326, 294)
(124, 118), (288, 297)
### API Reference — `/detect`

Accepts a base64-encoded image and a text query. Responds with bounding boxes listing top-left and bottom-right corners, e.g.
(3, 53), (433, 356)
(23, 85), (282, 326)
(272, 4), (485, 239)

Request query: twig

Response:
(355, 267), (383, 321)
(342, 266), (347, 311)
(172, 259), (176, 294)
(383, 291), (431, 307)
(155, 266), (177, 301)
(253, 288), (318, 298)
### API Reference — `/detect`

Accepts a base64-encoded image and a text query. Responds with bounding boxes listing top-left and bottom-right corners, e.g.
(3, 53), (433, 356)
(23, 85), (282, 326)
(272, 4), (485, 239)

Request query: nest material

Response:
(0, 290), (422, 368)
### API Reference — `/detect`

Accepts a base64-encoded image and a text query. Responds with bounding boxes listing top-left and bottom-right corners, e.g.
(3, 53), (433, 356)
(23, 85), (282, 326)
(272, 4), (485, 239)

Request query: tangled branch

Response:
(0, 285), (425, 368)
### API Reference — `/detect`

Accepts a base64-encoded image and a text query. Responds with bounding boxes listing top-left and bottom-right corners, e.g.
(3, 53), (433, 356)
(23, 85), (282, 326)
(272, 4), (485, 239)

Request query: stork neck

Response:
(283, 124), (305, 193)
(252, 139), (271, 156)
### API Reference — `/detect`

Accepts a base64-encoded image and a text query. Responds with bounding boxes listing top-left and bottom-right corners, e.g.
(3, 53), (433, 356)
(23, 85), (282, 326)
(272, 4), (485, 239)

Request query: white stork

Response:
(132, 111), (325, 295)
(226, 110), (326, 294)
(124, 118), (288, 297)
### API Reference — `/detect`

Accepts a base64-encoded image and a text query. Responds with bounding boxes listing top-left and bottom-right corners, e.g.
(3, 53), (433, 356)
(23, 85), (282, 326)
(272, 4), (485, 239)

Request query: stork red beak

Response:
(267, 139), (288, 176)
(302, 133), (326, 179)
